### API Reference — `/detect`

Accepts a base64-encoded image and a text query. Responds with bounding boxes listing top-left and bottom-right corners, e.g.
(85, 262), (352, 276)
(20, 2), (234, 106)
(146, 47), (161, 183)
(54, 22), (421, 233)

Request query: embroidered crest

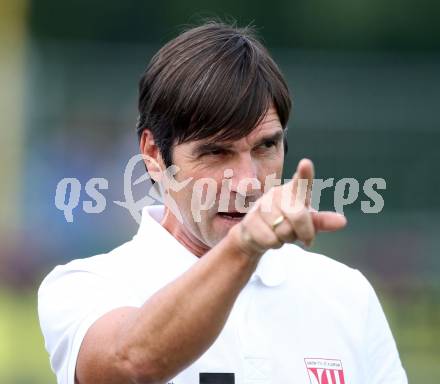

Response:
(304, 358), (346, 384)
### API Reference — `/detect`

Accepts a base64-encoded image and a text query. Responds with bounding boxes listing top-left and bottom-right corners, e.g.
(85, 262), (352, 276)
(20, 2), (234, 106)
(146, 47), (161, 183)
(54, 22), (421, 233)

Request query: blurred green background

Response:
(1, 0), (439, 382)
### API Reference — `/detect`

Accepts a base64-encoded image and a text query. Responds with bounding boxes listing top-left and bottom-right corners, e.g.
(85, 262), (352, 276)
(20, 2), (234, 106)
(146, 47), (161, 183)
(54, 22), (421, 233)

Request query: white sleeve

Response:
(359, 272), (408, 384)
(37, 266), (139, 384)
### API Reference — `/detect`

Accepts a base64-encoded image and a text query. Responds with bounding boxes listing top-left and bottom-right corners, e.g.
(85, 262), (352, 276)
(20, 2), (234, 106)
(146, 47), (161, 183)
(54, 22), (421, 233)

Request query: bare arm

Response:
(76, 226), (261, 384)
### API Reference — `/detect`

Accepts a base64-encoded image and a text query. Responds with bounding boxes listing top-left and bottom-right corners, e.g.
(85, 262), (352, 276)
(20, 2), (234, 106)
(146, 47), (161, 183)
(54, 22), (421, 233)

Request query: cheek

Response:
(173, 177), (222, 220)
(258, 156), (284, 180)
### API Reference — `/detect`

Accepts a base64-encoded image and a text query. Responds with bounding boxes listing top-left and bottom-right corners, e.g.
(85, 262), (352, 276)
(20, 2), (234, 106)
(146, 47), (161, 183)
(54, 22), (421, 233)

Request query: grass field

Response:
(0, 287), (54, 383)
(379, 285), (440, 383)
(1, 285), (439, 383)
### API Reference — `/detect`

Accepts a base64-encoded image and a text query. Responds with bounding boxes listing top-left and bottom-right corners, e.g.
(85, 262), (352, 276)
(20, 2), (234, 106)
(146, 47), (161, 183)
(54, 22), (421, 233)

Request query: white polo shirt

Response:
(38, 205), (407, 384)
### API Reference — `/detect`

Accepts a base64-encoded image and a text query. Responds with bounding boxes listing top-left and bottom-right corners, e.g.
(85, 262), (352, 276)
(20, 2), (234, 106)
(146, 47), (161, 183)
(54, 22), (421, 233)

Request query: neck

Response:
(160, 207), (210, 258)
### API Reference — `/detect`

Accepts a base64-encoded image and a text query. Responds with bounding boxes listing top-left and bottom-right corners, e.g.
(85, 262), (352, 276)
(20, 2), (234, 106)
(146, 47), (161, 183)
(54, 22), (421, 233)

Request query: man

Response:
(38, 21), (407, 384)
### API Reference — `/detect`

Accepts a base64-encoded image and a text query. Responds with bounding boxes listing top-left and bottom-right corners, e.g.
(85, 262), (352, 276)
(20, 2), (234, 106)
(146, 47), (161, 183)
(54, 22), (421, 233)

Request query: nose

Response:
(229, 152), (260, 197)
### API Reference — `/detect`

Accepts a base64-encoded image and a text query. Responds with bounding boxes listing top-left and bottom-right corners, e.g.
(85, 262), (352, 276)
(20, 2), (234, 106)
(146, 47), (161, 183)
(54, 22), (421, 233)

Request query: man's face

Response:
(163, 107), (285, 249)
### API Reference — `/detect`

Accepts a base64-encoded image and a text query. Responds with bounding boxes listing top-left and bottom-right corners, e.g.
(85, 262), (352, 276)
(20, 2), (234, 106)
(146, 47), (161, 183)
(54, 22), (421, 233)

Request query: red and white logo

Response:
(304, 358), (346, 384)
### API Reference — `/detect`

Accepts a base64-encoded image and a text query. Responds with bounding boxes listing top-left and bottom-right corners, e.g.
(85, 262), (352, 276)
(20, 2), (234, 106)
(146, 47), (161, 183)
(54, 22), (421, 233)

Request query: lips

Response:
(217, 211), (246, 220)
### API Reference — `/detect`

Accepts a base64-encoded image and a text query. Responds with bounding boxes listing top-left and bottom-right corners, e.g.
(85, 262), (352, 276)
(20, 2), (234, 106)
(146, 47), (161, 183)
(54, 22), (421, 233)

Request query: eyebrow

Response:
(193, 142), (234, 157)
(193, 129), (284, 157)
(253, 130), (284, 148)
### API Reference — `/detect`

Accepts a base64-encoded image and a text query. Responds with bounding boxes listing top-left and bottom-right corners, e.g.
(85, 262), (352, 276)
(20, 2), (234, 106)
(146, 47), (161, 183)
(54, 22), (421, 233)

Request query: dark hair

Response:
(137, 20), (291, 167)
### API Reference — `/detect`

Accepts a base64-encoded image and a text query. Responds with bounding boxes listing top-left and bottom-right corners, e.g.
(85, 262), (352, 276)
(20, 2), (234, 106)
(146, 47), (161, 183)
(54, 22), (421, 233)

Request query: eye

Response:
(200, 148), (229, 157)
(260, 140), (277, 149)
(208, 149), (225, 156)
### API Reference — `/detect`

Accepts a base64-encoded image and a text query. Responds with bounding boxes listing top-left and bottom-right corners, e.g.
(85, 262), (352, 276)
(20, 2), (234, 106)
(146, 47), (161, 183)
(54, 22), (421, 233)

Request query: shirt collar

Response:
(253, 249), (288, 287)
(138, 205), (287, 287)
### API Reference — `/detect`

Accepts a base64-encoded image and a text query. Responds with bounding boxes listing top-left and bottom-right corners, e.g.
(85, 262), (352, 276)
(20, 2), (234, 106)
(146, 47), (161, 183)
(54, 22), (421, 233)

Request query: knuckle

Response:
(291, 207), (309, 225)
(264, 230), (282, 247)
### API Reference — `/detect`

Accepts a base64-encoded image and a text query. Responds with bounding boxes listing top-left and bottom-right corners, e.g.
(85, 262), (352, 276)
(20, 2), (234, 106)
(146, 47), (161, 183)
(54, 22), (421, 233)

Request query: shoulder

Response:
(38, 232), (195, 303)
(283, 243), (368, 281)
(39, 240), (137, 292)
(37, 233), (160, 307)
(36, 238), (147, 384)
(278, 243), (372, 303)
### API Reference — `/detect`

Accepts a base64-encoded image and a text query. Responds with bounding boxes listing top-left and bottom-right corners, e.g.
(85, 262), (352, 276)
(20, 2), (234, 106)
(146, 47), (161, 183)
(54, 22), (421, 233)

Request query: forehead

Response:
(169, 107), (284, 163)
(245, 107), (282, 137)
(198, 106), (282, 146)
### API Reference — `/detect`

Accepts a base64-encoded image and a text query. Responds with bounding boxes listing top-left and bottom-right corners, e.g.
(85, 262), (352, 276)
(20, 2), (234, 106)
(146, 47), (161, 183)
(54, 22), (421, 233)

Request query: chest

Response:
(169, 283), (365, 384)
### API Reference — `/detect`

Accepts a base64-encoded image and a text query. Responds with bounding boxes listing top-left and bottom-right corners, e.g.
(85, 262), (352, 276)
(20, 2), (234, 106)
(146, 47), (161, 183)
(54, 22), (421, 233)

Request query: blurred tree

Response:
(29, 0), (440, 50)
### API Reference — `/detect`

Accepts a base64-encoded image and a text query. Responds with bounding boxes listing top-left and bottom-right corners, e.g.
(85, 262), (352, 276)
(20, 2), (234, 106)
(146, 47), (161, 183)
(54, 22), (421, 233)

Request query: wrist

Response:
(225, 224), (265, 266)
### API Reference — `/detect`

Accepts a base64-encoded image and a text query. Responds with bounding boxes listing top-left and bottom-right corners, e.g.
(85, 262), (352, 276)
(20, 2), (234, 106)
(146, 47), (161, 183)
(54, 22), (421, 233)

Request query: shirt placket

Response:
(235, 281), (273, 384)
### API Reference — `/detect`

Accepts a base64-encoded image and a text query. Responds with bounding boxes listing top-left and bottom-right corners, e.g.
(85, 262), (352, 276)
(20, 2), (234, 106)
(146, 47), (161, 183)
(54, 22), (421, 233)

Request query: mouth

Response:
(216, 211), (246, 222)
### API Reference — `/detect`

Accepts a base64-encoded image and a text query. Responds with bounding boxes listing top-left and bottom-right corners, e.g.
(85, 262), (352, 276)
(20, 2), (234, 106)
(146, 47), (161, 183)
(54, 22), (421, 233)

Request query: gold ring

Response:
(271, 215), (285, 230)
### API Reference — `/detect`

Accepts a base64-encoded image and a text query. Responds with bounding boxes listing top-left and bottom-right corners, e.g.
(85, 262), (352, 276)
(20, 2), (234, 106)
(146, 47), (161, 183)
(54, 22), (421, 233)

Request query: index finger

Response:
(311, 211), (347, 232)
(292, 158), (314, 207)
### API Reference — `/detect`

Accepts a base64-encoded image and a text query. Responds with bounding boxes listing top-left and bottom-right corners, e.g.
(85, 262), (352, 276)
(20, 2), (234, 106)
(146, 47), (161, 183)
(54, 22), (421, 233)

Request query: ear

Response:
(139, 130), (165, 183)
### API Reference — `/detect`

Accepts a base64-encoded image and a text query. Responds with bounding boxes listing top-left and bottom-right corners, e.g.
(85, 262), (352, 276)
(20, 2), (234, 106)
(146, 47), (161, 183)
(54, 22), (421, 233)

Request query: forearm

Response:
(116, 227), (261, 383)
